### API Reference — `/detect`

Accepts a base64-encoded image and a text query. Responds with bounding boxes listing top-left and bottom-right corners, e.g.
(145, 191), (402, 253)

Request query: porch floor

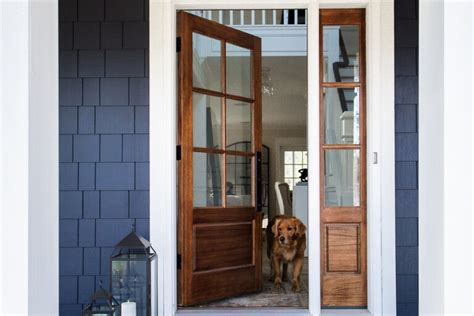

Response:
(197, 234), (309, 308)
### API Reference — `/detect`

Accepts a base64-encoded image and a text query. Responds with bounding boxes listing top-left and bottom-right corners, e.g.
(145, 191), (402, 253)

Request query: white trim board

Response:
(419, 1), (474, 314)
(0, 0), (59, 314)
(149, 0), (395, 315)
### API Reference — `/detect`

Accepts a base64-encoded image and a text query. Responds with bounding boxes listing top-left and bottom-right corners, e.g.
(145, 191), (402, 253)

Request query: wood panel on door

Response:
(177, 11), (263, 306)
(319, 9), (367, 307)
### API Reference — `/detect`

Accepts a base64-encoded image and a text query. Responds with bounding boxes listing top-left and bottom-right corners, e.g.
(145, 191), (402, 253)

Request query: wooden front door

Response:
(177, 11), (262, 306)
(319, 9), (367, 307)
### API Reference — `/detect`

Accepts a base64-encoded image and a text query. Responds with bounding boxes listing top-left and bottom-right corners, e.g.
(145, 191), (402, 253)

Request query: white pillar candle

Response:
(121, 301), (136, 316)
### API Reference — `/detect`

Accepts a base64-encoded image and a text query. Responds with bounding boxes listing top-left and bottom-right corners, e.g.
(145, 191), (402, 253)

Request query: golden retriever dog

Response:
(266, 215), (306, 292)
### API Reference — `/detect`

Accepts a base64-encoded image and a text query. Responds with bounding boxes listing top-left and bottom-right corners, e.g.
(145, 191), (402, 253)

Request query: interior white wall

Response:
(419, 0), (473, 314)
(0, 0), (58, 315)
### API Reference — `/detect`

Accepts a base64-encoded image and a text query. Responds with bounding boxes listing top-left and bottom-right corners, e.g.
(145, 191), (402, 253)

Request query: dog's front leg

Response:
(282, 263), (288, 282)
(271, 255), (282, 289)
(291, 256), (304, 292)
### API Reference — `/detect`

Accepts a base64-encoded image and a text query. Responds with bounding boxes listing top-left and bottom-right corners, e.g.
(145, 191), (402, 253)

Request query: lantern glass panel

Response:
(84, 305), (118, 316)
(111, 254), (148, 316)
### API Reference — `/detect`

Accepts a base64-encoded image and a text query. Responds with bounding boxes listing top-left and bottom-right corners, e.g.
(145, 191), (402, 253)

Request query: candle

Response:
(121, 301), (136, 316)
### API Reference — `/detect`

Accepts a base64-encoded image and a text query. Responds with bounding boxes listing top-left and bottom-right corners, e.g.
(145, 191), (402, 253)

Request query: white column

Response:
(443, 1), (473, 314)
(150, 0), (177, 315)
(0, 0), (58, 315)
(420, 1), (473, 315)
(306, 1), (321, 314)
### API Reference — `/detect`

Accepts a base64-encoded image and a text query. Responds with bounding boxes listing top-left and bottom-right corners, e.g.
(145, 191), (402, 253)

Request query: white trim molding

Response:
(150, 1), (395, 315)
(0, 0), (59, 315)
(419, 1), (474, 315)
(365, 1), (396, 315)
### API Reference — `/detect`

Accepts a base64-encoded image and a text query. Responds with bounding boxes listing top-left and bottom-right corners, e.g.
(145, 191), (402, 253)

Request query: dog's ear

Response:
(271, 218), (281, 237)
(294, 219), (306, 237)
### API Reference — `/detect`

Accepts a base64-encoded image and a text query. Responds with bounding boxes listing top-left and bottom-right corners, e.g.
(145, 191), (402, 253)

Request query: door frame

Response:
(149, 0), (395, 315)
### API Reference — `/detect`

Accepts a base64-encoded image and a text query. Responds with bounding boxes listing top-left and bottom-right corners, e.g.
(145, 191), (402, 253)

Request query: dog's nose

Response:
(279, 236), (285, 242)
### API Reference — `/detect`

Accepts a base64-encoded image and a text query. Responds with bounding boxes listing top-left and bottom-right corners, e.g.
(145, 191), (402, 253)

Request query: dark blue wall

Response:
(59, 0), (418, 314)
(59, 0), (149, 314)
(395, 0), (418, 315)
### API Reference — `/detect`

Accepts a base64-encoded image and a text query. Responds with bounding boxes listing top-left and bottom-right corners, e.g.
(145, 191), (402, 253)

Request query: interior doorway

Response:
(176, 9), (309, 308)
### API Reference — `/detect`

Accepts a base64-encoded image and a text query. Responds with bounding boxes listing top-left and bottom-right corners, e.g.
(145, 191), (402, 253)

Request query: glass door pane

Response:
(193, 33), (222, 92)
(226, 155), (253, 207)
(323, 25), (360, 82)
(324, 87), (360, 144)
(193, 93), (222, 149)
(193, 152), (223, 207)
(226, 99), (252, 151)
(226, 43), (251, 98)
(324, 149), (360, 207)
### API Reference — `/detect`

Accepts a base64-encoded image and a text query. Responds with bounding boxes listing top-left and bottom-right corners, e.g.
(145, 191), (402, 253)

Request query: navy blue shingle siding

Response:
(59, 0), (149, 313)
(395, 0), (419, 314)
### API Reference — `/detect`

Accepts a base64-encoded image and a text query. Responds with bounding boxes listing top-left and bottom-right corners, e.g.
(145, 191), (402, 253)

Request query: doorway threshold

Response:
(177, 308), (371, 316)
(321, 310), (371, 315)
(176, 308), (310, 316)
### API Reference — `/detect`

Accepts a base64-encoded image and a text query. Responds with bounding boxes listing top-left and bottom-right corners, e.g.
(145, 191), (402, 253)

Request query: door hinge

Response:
(177, 254), (182, 269)
(176, 145), (182, 161)
(176, 37), (181, 52)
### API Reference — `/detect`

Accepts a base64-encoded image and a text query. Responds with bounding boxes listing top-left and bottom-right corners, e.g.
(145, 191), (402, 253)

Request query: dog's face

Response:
(272, 217), (306, 246)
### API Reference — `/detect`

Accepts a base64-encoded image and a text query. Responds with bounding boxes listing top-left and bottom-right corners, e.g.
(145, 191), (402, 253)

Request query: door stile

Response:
(359, 14), (367, 302)
(221, 39), (227, 208)
(178, 10), (194, 305)
(253, 38), (263, 290)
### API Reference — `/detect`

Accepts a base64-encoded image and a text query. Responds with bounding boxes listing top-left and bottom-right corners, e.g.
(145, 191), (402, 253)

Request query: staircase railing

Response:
(190, 9), (307, 27)
(332, 30), (350, 112)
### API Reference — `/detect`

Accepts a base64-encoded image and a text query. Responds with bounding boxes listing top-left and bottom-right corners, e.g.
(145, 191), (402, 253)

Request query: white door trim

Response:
(149, 0), (395, 315)
(0, 0), (59, 314)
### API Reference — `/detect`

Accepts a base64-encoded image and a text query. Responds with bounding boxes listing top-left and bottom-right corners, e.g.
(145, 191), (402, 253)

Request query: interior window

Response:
(283, 150), (308, 190)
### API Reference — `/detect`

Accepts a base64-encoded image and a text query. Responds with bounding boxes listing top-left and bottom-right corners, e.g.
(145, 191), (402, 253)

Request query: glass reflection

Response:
(324, 87), (360, 144)
(226, 43), (251, 97)
(193, 93), (222, 149)
(226, 99), (252, 150)
(323, 25), (360, 82)
(193, 152), (223, 207)
(324, 149), (360, 207)
(193, 33), (221, 92)
(111, 256), (148, 316)
(226, 155), (252, 207)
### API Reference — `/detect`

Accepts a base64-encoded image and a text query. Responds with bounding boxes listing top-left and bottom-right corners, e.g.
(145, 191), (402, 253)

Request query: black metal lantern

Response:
(110, 230), (157, 316)
(82, 283), (120, 315)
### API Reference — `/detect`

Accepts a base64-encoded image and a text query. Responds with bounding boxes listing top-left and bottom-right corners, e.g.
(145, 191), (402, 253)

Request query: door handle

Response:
(256, 151), (262, 212)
